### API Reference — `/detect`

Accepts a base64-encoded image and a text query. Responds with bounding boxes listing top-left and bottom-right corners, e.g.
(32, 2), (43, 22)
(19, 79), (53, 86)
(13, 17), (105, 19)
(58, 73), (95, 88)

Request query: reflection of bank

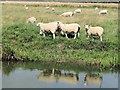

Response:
(37, 68), (79, 84)
(84, 73), (103, 88)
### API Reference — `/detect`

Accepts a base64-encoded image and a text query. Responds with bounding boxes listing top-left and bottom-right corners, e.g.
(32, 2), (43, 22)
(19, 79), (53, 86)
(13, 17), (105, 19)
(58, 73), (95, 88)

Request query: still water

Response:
(2, 61), (118, 88)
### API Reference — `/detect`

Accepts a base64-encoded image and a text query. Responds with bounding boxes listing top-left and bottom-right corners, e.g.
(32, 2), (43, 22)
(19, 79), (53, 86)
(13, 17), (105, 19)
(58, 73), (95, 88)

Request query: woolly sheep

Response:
(59, 23), (80, 39)
(95, 7), (98, 10)
(52, 8), (55, 11)
(60, 12), (74, 17)
(26, 17), (37, 24)
(24, 5), (28, 10)
(84, 25), (104, 41)
(74, 9), (81, 13)
(46, 7), (50, 9)
(99, 10), (108, 14)
(36, 21), (61, 39)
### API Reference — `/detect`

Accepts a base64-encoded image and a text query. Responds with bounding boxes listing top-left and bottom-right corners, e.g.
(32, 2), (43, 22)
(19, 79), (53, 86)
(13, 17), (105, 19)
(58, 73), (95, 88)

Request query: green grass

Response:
(2, 4), (119, 68)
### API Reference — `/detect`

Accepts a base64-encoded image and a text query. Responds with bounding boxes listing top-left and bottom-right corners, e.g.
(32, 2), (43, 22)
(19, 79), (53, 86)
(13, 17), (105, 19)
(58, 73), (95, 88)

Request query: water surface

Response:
(2, 61), (118, 88)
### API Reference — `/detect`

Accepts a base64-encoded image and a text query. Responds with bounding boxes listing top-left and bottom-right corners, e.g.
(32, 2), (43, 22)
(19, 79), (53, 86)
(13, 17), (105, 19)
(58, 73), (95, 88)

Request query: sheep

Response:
(46, 7), (50, 9)
(24, 5), (28, 10)
(74, 9), (81, 13)
(26, 17), (37, 24)
(52, 8), (55, 11)
(36, 21), (61, 39)
(95, 7), (98, 10)
(84, 25), (104, 42)
(59, 23), (80, 39)
(99, 10), (108, 14)
(60, 12), (74, 17)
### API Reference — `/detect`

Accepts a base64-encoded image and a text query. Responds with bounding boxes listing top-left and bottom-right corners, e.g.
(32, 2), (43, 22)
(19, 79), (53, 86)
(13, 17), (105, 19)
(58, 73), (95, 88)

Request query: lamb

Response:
(74, 9), (81, 13)
(99, 10), (108, 14)
(60, 12), (74, 17)
(59, 23), (80, 39)
(26, 17), (37, 24)
(36, 21), (61, 39)
(84, 25), (104, 41)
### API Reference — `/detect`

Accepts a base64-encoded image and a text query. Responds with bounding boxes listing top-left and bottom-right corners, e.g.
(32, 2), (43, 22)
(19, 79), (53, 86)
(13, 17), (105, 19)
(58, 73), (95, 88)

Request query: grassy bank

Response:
(2, 3), (119, 68)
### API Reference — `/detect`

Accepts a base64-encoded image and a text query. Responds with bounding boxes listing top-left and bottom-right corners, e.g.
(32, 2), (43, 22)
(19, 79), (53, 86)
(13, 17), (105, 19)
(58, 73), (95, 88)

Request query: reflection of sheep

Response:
(99, 10), (108, 14)
(59, 23), (80, 39)
(60, 12), (74, 17)
(37, 21), (60, 39)
(26, 17), (37, 24)
(84, 73), (102, 87)
(84, 25), (104, 41)
(74, 9), (81, 13)
(37, 68), (79, 84)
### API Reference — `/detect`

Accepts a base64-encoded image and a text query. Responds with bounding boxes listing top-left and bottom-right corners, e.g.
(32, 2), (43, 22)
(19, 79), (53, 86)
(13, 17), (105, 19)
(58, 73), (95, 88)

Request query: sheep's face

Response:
(84, 25), (89, 30)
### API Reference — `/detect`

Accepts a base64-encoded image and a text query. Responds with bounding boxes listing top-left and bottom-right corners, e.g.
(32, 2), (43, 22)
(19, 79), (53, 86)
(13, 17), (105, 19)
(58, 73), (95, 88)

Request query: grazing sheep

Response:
(46, 7), (50, 9)
(74, 9), (81, 13)
(60, 12), (74, 17)
(59, 23), (80, 39)
(99, 10), (108, 14)
(26, 17), (37, 24)
(36, 21), (61, 39)
(84, 25), (104, 41)
(24, 5), (28, 10)
(52, 8), (55, 11)
(95, 7), (98, 10)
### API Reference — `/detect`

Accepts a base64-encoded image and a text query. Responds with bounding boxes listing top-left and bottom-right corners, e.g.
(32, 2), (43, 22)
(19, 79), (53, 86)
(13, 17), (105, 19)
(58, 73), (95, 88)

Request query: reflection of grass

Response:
(2, 4), (119, 67)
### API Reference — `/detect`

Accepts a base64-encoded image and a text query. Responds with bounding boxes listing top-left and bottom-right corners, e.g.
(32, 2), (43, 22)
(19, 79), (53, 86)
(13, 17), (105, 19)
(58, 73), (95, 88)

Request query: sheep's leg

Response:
(39, 30), (43, 35)
(53, 33), (55, 39)
(100, 36), (102, 42)
(87, 35), (89, 39)
(74, 33), (77, 39)
(43, 33), (45, 37)
(77, 32), (80, 37)
(65, 33), (68, 39)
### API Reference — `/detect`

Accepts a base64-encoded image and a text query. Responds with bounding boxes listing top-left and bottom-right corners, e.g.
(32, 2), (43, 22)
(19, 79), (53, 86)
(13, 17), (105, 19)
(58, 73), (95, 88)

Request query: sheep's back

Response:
(88, 27), (103, 35)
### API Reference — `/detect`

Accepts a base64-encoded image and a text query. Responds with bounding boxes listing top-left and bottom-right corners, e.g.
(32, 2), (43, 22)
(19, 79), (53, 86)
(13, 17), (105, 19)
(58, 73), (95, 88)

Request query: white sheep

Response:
(74, 9), (81, 13)
(59, 23), (80, 39)
(60, 12), (74, 17)
(46, 7), (50, 9)
(36, 21), (61, 39)
(99, 10), (108, 14)
(52, 8), (55, 11)
(84, 25), (104, 41)
(95, 7), (98, 10)
(24, 5), (28, 10)
(26, 17), (37, 24)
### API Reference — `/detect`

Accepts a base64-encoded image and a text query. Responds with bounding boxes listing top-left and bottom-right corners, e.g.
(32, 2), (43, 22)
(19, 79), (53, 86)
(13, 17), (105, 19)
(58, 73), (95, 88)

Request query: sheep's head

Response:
(56, 21), (63, 32)
(84, 25), (89, 36)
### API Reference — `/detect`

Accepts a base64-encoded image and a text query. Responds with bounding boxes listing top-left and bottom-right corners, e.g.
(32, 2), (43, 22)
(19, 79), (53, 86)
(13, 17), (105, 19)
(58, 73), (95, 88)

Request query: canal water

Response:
(2, 61), (119, 88)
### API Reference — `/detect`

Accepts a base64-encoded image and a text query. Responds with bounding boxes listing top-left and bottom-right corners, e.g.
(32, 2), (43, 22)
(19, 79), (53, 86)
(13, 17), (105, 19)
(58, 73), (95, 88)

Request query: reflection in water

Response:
(84, 73), (102, 88)
(38, 68), (79, 84)
(2, 61), (119, 88)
